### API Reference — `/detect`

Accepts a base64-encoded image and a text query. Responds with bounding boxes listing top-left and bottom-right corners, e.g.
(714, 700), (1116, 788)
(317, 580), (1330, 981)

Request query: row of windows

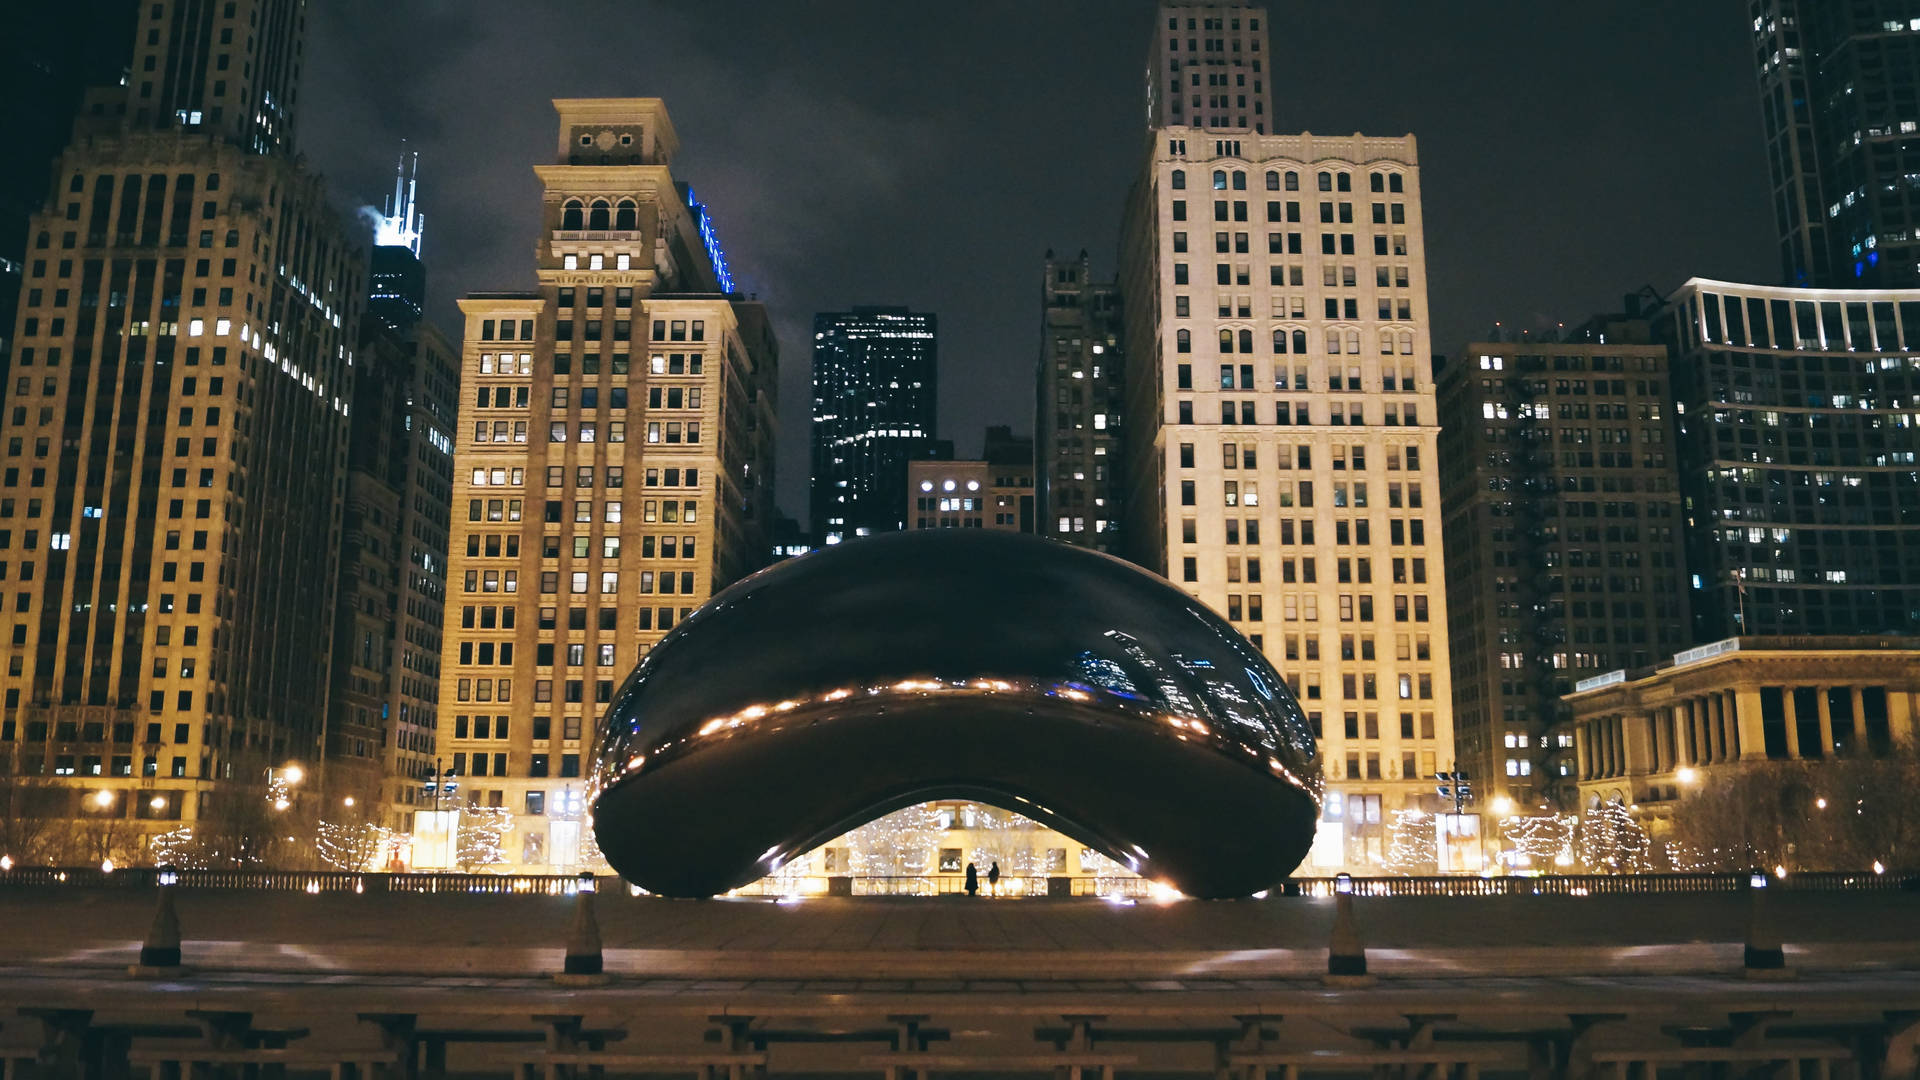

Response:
(1172, 169), (1405, 195)
(1174, 327), (1418, 356)
(1180, 362), (1423, 392)
(1175, 399), (1421, 426)
(474, 353), (705, 378)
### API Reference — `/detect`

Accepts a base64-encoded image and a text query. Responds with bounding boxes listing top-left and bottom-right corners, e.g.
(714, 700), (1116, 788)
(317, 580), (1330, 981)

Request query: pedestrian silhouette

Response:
(987, 861), (1001, 894)
(964, 862), (979, 896)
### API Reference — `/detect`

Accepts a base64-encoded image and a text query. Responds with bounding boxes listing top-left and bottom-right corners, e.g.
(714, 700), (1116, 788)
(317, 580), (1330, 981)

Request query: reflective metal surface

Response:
(592, 530), (1321, 899)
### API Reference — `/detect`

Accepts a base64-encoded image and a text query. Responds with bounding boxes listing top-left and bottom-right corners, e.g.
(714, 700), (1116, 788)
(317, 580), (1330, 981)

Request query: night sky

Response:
(300, 1), (1777, 526)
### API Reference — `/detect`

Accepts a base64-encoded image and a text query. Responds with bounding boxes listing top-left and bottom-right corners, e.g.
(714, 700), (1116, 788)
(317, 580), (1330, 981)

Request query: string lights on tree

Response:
(1383, 809), (1438, 874)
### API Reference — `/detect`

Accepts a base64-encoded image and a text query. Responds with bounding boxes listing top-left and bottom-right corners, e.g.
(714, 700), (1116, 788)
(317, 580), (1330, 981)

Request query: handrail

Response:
(0, 867), (1909, 897)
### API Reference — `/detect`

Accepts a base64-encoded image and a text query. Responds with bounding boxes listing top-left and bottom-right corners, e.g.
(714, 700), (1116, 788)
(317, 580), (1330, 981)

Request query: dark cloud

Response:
(300, 1), (1773, 526)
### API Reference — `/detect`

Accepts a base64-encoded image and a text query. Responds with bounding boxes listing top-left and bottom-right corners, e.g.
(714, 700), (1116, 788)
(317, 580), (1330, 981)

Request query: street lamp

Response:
(420, 759), (458, 811)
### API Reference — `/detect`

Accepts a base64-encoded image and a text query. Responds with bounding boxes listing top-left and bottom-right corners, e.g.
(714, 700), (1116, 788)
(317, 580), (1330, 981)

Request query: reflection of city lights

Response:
(273, 798), (291, 811)
(1147, 880), (1184, 903)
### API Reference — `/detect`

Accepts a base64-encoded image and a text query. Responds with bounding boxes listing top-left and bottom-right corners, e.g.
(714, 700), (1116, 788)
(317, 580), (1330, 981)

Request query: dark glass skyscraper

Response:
(1663, 278), (1920, 638)
(810, 307), (937, 544)
(1753, 1), (1920, 287)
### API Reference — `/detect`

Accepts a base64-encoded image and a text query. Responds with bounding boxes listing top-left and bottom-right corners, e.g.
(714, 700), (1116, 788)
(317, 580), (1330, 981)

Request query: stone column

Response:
(1734, 687), (1766, 760)
(1816, 685), (1835, 760)
(1723, 691), (1741, 759)
(1782, 686), (1802, 759)
(1720, 691), (1735, 760)
(1889, 686), (1917, 745)
(1849, 685), (1865, 754)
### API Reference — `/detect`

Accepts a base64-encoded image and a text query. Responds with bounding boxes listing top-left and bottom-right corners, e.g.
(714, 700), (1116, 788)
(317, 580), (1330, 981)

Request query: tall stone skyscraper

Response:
(0, 0), (361, 848)
(435, 99), (777, 871)
(809, 307), (936, 544)
(2, 0), (139, 387)
(1436, 320), (1689, 812)
(1753, 1), (1920, 287)
(1145, 3), (1275, 133)
(326, 154), (457, 833)
(1037, 251), (1125, 551)
(1117, 128), (1454, 869)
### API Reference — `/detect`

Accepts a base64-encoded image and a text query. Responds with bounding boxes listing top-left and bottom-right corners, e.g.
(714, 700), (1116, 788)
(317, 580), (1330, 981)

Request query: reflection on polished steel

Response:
(592, 530), (1321, 899)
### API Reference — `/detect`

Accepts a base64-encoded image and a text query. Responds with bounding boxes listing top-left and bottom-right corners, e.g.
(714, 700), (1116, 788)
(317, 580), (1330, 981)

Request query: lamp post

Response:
(1434, 770), (1481, 873)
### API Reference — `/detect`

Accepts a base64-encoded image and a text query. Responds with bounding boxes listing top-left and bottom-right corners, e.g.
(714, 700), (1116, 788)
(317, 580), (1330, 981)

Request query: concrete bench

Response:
(1590, 1042), (1855, 1079)
(509, 1049), (768, 1080)
(1224, 1047), (1510, 1079)
(861, 1050), (1137, 1080)
(128, 1045), (402, 1079)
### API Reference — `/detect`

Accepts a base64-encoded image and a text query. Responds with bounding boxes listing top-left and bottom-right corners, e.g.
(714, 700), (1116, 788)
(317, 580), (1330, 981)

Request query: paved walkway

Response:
(1, 887), (1916, 983)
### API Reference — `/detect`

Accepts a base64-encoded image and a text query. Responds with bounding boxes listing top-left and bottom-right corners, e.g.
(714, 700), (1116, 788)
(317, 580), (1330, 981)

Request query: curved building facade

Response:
(1664, 279), (1920, 638)
(591, 530), (1322, 899)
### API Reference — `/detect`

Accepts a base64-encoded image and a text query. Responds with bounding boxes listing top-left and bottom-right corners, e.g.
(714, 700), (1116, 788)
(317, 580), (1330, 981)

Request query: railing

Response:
(0, 867), (1911, 897)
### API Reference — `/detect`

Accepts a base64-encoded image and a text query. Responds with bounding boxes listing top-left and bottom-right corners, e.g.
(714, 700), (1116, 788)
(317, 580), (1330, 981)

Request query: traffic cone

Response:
(1324, 873), (1375, 987)
(555, 872), (614, 987)
(128, 865), (186, 978)
(1743, 870), (1792, 980)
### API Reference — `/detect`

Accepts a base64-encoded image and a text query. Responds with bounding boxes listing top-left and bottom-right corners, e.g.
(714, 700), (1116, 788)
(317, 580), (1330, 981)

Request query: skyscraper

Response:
(366, 150), (426, 335)
(325, 154), (457, 835)
(434, 99), (777, 871)
(1752, 1), (1920, 287)
(1436, 321), (1689, 812)
(1037, 251), (1125, 551)
(1145, 3), (1275, 133)
(810, 307), (936, 544)
(1662, 278), (1920, 638)
(1116, 129), (1454, 870)
(1, 0), (139, 391)
(0, 0), (361, 847)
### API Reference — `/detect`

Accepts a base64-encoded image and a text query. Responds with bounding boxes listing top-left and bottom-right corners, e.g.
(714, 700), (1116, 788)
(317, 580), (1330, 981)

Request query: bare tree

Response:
(1665, 742), (1920, 871)
(0, 753), (65, 867)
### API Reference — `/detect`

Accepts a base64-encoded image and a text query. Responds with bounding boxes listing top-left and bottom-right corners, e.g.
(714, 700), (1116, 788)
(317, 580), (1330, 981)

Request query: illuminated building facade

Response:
(1662, 278), (1920, 639)
(1436, 323), (1689, 811)
(1563, 635), (1920, 824)
(435, 98), (777, 871)
(326, 155), (457, 832)
(2, 0), (138, 396)
(908, 429), (1032, 533)
(1752, 1), (1920, 288)
(809, 307), (937, 544)
(1116, 130), (1454, 869)
(1145, 3), (1274, 133)
(1037, 251), (1124, 550)
(0, 0), (361, 846)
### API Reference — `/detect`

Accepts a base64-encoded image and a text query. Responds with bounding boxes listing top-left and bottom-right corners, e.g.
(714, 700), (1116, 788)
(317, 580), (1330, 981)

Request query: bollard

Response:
(555, 871), (614, 987)
(1743, 870), (1793, 980)
(129, 864), (186, 978)
(1324, 872), (1376, 987)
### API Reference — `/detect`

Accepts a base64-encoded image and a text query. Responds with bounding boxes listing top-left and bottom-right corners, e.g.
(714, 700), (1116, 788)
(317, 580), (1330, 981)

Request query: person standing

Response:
(987, 861), (1001, 895)
(964, 862), (979, 896)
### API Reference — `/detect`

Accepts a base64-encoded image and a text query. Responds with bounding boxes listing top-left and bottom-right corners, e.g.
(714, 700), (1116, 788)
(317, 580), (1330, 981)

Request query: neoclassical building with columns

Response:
(1561, 636), (1919, 818)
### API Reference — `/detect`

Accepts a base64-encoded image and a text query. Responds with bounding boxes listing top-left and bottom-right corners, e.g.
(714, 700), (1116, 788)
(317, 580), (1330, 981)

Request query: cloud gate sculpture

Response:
(591, 530), (1321, 899)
